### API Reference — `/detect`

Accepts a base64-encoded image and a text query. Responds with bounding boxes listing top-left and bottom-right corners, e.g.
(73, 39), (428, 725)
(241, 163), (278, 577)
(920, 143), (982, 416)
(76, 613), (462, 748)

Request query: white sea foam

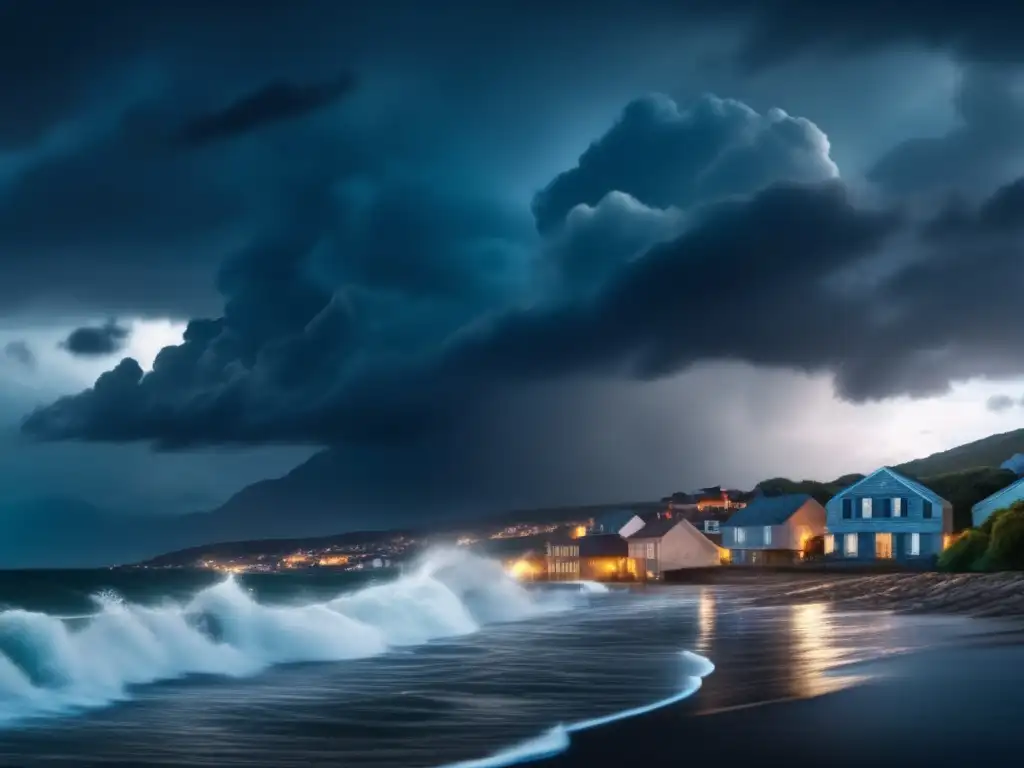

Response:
(441, 649), (715, 768)
(567, 580), (610, 594)
(0, 548), (574, 724)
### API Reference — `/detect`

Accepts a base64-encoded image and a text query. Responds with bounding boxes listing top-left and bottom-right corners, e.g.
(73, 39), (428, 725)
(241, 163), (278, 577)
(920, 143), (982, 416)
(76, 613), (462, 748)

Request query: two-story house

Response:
(824, 467), (953, 561)
(720, 493), (826, 565)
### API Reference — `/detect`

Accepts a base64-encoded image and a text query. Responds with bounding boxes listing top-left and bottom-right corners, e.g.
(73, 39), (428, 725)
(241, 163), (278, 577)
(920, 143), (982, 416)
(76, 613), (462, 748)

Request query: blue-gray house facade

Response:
(825, 467), (953, 562)
(721, 493), (826, 566)
(971, 475), (1024, 528)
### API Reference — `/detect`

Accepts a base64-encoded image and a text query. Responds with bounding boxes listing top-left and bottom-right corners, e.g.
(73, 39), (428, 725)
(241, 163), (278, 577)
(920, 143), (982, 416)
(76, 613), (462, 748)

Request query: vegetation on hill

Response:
(912, 467), (1018, 531)
(895, 428), (1024, 477)
(756, 475), (864, 506)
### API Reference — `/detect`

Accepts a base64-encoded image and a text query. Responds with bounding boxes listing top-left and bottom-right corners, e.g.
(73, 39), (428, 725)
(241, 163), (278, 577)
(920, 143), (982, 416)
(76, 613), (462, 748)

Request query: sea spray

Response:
(0, 548), (575, 724)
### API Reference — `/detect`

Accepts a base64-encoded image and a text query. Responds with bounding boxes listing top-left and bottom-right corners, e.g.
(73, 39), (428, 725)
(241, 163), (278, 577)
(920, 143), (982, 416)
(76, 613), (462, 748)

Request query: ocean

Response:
(0, 550), (988, 767)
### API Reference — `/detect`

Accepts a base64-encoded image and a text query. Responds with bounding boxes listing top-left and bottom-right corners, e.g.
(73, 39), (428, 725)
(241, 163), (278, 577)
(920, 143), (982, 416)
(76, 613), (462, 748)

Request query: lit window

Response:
(909, 532), (920, 556)
(824, 534), (835, 555)
(735, 527), (746, 544)
(844, 533), (858, 557)
(763, 526), (772, 546)
(646, 542), (655, 559)
(875, 533), (893, 559)
(861, 498), (872, 518)
(892, 497), (903, 517)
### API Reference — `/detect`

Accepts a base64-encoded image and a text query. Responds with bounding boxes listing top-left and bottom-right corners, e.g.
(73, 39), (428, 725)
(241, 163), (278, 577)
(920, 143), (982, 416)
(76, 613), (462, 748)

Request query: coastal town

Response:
(133, 453), (1024, 582)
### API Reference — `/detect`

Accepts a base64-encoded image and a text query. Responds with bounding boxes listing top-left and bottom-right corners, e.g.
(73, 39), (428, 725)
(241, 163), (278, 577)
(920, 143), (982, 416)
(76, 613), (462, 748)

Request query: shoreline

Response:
(651, 570), (1024, 619)
(535, 641), (1024, 767)
(534, 586), (1024, 768)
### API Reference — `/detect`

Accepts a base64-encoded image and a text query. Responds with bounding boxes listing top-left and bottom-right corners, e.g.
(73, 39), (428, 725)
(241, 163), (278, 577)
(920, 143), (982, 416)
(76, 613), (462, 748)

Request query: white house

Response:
(626, 518), (721, 579)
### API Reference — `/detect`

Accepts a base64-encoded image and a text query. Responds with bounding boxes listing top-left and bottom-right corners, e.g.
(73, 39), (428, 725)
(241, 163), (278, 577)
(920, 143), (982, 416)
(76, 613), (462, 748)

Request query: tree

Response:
(987, 504), (1024, 570)
(938, 529), (990, 572)
(756, 476), (860, 507)
(916, 467), (1018, 531)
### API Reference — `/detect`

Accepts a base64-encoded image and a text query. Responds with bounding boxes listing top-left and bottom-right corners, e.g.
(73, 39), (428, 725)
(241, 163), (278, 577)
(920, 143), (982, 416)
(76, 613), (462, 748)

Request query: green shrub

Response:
(987, 506), (1024, 570)
(938, 529), (991, 572)
(979, 501), (1024, 536)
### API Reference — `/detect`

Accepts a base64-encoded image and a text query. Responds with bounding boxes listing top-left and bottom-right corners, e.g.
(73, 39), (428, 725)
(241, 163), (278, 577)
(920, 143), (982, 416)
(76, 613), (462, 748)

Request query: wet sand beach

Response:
(542, 638), (1024, 767)
(540, 576), (1024, 768)
(665, 569), (1024, 618)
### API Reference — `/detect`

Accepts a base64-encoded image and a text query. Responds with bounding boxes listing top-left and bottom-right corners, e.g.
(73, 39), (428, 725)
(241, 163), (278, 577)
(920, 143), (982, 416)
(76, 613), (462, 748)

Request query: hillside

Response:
(894, 428), (1024, 477)
(143, 428), (1024, 565)
(135, 501), (661, 567)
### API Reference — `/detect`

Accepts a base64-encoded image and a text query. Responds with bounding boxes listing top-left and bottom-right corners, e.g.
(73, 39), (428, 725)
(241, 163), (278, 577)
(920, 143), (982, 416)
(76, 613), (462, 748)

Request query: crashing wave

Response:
(0, 548), (574, 724)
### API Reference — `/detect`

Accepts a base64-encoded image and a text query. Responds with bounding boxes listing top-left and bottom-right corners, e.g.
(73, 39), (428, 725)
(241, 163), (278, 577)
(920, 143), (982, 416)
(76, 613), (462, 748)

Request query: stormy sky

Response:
(5, 0), (1024, 535)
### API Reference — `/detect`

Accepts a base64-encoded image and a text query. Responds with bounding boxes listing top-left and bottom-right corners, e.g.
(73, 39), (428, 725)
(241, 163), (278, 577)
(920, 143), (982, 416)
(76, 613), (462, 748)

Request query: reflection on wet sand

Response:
(696, 589), (715, 655)
(690, 591), (920, 714)
(789, 602), (858, 697)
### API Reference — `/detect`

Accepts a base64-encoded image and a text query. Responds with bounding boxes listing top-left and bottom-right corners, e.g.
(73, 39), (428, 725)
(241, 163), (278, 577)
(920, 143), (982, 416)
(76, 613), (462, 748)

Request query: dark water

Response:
(0, 555), (989, 767)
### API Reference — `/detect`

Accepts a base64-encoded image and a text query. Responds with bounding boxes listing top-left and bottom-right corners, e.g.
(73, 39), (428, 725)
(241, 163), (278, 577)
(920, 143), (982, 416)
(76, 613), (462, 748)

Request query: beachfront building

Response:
(972, 475), (1024, 528)
(588, 510), (646, 538)
(578, 533), (637, 581)
(720, 494), (825, 566)
(627, 518), (721, 580)
(825, 467), (953, 561)
(545, 531), (580, 581)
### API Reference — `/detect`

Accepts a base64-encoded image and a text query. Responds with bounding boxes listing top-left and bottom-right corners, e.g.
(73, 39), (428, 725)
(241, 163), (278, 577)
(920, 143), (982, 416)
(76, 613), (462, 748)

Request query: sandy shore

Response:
(729, 571), (1024, 618)
(535, 579), (1024, 767)
(539, 641), (1024, 767)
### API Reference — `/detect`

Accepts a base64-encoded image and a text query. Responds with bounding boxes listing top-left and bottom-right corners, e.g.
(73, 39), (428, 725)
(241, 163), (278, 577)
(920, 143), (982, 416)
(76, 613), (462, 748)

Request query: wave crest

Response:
(0, 548), (572, 723)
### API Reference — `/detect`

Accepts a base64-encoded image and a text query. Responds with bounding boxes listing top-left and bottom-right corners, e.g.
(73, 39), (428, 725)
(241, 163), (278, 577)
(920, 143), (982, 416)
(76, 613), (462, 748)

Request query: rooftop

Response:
(721, 494), (811, 527)
(627, 517), (680, 539)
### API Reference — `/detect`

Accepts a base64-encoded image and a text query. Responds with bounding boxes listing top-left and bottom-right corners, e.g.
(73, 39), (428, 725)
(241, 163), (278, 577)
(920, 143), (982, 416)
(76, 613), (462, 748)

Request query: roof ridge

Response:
(972, 474), (1024, 511)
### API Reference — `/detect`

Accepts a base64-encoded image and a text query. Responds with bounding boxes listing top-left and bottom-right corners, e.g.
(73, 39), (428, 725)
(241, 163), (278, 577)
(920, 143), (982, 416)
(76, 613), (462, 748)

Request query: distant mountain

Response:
(894, 428), (1024, 478)
(194, 429), (1024, 554)
(174, 449), (423, 544)
(17, 427), (1024, 568)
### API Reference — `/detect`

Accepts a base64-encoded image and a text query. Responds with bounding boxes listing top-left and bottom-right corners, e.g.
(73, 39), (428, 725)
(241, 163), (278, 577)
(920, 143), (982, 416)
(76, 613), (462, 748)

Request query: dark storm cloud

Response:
(986, 394), (1016, 413)
(2, 341), (35, 369)
(9, 0), (1024, 496)
(532, 93), (837, 233)
(21, 177), (534, 447)
(60, 320), (130, 357)
(1, 0), (1012, 319)
(20, 179), (897, 446)
(676, 1), (1024, 70)
(25, 158), (1024, 450)
(447, 181), (905, 397)
(869, 68), (1024, 198)
(174, 73), (357, 148)
(926, 177), (1024, 238)
(21, 90), (853, 448)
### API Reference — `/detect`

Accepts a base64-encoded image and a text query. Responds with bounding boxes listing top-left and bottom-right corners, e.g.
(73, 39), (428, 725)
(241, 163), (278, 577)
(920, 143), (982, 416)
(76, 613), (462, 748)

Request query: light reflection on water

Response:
(0, 586), (988, 768)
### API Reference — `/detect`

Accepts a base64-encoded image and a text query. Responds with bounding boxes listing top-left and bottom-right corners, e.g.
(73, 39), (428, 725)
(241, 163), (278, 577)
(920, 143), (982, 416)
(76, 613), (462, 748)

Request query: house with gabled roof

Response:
(626, 518), (721, 579)
(972, 475), (1024, 528)
(825, 467), (953, 561)
(720, 493), (825, 566)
